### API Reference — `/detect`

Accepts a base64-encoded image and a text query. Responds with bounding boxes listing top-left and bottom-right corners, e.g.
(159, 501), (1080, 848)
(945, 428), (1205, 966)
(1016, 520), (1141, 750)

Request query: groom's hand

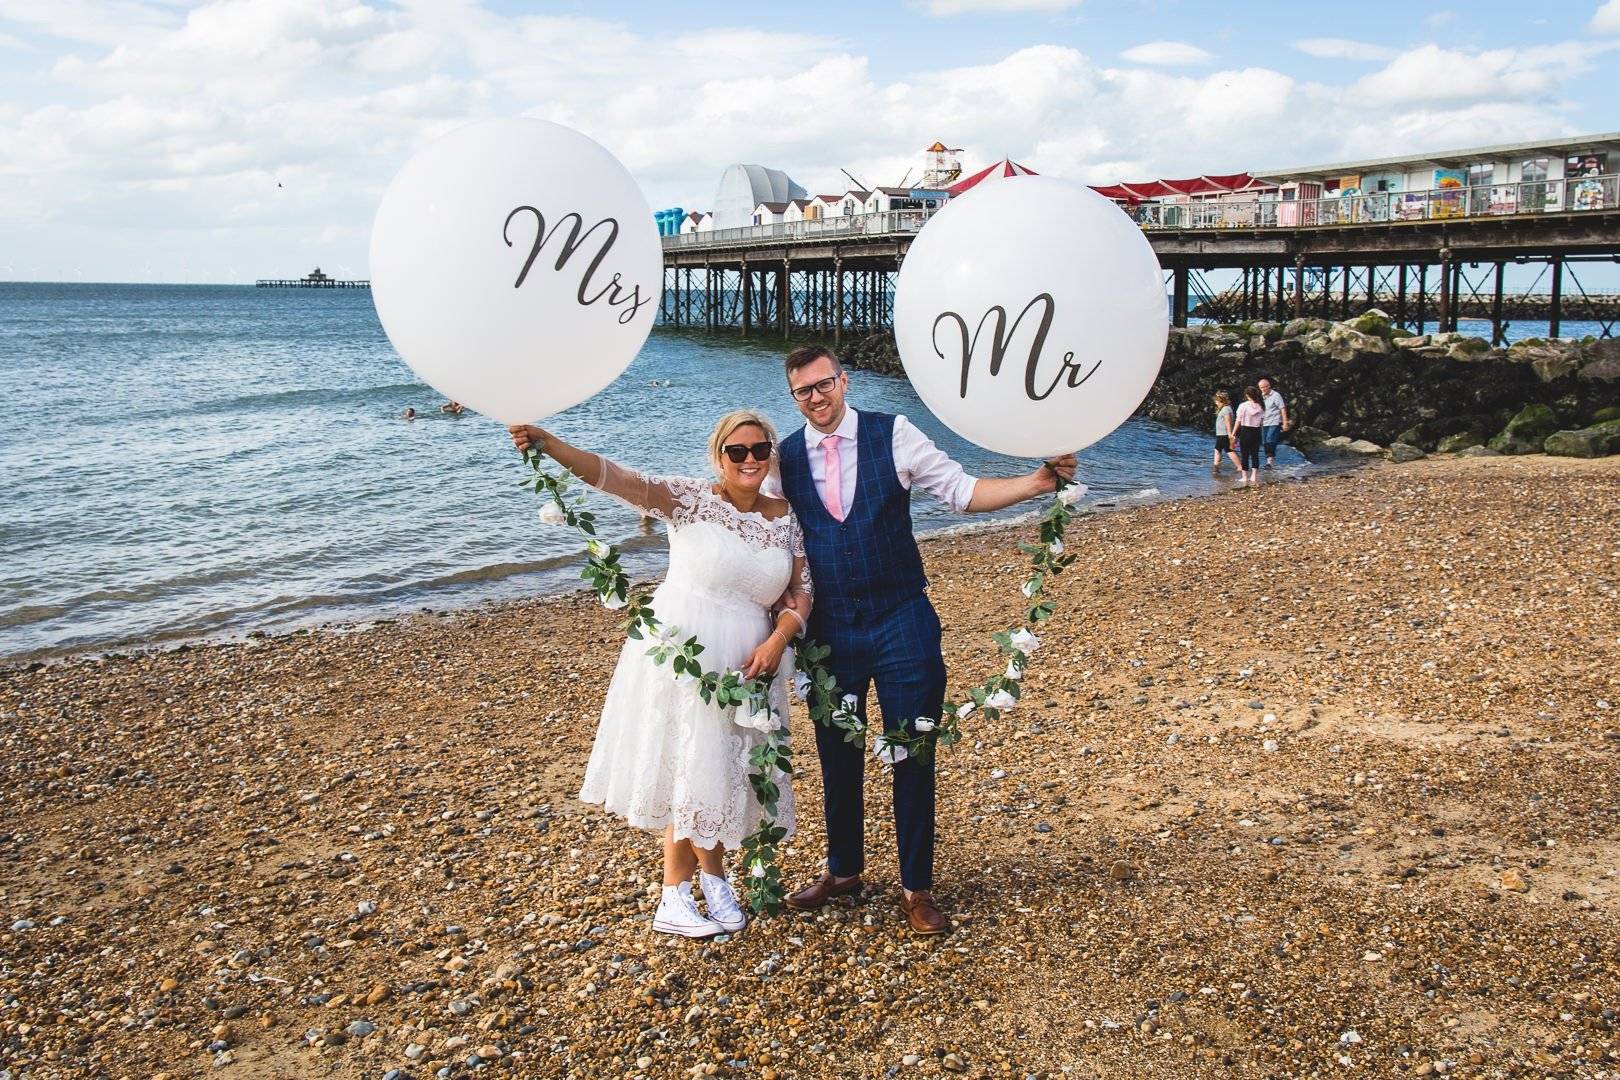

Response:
(1033, 453), (1078, 493)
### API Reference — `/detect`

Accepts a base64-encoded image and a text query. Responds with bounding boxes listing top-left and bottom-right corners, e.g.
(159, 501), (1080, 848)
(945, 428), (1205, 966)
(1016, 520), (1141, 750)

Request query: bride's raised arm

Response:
(508, 424), (687, 521)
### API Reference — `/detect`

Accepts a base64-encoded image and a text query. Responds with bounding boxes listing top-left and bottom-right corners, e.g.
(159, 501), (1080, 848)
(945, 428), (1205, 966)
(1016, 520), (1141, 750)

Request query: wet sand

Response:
(1, 453), (1617, 1079)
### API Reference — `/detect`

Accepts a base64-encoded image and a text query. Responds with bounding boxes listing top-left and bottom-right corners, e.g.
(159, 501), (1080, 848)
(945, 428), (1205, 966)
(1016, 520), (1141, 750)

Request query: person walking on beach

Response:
(765, 345), (1077, 935)
(1211, 391), (1242, 474)
(1258, 378), (1290, 468)
(508, 412), (811, 940)
(1235, 385), (1265, 483)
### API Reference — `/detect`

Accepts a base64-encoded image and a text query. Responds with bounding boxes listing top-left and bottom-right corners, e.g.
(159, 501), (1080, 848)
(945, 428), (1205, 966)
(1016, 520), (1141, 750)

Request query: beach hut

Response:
(752, 201), (789, 226)
(806, 194), (843, 220)
(678, 211), (710, 235)
(838, 190), (870, 217)
(782, 198), (813, 222)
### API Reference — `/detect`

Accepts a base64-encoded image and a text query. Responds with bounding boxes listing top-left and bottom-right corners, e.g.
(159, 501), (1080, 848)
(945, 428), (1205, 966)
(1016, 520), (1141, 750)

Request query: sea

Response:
(0, 283), (1601, 661)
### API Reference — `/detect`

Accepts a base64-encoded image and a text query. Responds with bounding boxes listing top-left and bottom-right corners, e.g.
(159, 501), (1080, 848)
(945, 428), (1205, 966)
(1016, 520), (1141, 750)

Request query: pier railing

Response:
(663, 174), (1620, 250)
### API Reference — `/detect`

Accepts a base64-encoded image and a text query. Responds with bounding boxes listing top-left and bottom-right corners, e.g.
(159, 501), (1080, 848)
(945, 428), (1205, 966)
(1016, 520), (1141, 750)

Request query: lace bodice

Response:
(587, 457), (812, 626)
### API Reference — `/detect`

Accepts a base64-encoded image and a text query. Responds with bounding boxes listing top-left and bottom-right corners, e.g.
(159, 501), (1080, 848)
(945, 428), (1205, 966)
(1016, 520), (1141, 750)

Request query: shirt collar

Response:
(805, 406), (859, 449)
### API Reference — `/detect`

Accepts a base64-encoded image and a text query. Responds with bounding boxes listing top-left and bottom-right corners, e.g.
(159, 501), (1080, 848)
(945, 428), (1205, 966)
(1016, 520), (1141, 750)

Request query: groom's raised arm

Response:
(894, 415), (1076, 514)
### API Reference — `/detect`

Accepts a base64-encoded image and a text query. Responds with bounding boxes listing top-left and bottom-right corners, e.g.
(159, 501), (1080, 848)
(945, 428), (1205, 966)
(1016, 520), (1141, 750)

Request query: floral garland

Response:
(522, 443), (1082, 913)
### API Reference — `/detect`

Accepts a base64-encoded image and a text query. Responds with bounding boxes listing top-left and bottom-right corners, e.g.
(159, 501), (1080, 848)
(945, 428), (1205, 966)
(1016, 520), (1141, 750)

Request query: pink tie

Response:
(821, 435), (843, 521)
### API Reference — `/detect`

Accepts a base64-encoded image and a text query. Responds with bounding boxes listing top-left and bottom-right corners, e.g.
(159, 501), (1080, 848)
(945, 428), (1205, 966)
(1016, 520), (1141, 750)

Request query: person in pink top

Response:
(1234, 385), (1265, 483)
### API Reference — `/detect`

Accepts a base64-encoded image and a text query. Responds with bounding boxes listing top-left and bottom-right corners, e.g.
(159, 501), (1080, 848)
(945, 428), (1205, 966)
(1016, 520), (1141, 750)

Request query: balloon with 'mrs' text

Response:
(370, 118), (661, 425)
(893, 176), (1168, 459)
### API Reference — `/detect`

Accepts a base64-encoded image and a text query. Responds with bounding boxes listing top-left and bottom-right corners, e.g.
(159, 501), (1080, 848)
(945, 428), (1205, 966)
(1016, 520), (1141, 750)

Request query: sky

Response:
(1, 0), (1618, 283)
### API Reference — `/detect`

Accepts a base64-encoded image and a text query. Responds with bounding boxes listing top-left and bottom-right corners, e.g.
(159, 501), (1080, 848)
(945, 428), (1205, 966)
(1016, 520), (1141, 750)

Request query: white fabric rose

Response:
(737, 703), (774, 732)
(1009, 628), (1041, 654)
(1004, 660), (1024, 682)
(1020, 578), (1039, 598)
(985, 689), (1016, 711)
(538, 502), (566, 525)
(1056, 483), (1088, 507)
(913, 718), (936, 733)
(792, 671), (811, 701)
(873, 736), (908, 765)
(600, 592), (627, 610)
(956, 702), (976, 720)
(1048, 538), (1064, 556)
(749, 860), (767, 879)
(587, 539), (610, 559)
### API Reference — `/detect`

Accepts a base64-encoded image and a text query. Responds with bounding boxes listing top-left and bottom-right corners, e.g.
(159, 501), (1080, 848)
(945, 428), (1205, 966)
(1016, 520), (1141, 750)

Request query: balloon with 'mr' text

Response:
(893, 176), (1168, 459)
(370, 118), (661, 425)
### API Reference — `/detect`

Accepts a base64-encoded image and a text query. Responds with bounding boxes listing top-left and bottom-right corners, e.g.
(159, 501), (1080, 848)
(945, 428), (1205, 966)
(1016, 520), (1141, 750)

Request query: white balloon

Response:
(370, 118), (661, 425)
(893, 176), (1167, 458)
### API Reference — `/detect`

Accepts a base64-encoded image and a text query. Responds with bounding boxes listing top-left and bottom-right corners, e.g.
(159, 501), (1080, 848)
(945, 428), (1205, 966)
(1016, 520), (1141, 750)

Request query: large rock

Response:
(1281, 317), (1330, 339)
(1508, 339), (1585, 383)
(1593, 405), (1620, 424)
(1578, 339), (1620, 383)
(1342, 310), (1394, 339)
(1488, 404), (1559, 455)
(1387, 442), (1427, 463)
(1544, 424), (1620, 458)
(1436, 430), (1487, 454)
(1458, 445), (1501, 457)
(1326, 323), (1391, 362)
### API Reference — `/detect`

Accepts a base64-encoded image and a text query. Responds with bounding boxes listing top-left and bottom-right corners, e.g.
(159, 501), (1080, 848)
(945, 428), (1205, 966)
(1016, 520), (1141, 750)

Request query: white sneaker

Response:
(699, 871), (747, 933)
(652, 882), (724, 939)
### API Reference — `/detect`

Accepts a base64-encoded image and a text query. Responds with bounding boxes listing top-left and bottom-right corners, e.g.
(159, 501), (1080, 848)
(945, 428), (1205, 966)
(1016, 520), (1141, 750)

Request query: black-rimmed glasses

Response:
(790, 375), (841, 401)
(721, 441), (773, 463)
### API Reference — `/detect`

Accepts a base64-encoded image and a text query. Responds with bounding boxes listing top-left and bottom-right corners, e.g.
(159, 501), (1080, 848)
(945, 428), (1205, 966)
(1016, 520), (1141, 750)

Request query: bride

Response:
(509, 411), (811, 938)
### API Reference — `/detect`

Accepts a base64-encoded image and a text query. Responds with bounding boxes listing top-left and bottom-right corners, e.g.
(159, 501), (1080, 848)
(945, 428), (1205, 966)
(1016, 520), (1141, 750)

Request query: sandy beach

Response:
(2, 453), (1617, 1080)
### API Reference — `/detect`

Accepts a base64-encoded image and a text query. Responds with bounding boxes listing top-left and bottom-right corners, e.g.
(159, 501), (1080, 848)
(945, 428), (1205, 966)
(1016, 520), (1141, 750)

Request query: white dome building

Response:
(712, 164), (808, 230)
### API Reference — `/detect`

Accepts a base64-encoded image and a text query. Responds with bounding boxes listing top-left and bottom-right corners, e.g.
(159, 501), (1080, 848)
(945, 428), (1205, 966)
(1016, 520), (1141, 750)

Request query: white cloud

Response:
(0, 1), (1607, 280)
(1593, 0), (1620, 34)
(1293, 37), (1397, 62)
(918, 0), (1082, 14)
(1120, 41), (1214, 66)
(1353, 41), (1616, 106)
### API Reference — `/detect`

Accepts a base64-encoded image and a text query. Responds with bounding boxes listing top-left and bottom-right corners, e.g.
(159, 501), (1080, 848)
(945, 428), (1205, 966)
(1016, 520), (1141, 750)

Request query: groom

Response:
(768, 345), (1076, 934)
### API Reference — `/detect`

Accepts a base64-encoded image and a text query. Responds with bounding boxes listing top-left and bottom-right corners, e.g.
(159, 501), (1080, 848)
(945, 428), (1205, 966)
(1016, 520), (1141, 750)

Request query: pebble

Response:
(345, 1020), (375, 1038)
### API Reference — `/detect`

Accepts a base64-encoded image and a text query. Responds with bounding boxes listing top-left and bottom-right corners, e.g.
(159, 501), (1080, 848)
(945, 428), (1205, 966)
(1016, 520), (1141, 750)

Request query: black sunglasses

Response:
(721, 440), (773, 463)
(790, 375), (841, 402)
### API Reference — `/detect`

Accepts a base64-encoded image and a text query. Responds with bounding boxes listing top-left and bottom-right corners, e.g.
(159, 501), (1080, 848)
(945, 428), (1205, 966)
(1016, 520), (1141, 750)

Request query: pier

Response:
(659, 174), (1620, 343)
(255, 267), (369, 289)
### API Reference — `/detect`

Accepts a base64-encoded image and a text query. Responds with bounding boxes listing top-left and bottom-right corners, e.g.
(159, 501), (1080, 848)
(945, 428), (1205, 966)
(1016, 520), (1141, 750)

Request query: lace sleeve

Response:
(776, 515), (813, 637)
(588, 456), (706, 524)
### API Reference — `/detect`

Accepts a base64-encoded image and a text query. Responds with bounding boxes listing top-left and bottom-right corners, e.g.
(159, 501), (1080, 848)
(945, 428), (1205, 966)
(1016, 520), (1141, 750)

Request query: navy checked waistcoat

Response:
(779, 411), (927, 622)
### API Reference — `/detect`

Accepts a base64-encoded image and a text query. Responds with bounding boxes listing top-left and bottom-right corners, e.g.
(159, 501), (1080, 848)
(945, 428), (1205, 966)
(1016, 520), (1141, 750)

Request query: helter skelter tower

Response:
(920, 141), (962, 188)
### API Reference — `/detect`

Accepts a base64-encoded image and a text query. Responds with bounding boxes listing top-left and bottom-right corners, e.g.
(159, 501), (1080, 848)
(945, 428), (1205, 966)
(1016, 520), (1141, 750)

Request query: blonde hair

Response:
(707, 409), (779, 476)
(1213, 390), (1230, 407)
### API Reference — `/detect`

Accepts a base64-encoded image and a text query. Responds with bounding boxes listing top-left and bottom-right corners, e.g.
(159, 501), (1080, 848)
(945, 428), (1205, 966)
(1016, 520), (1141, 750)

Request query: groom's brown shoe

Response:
(784, 873), (863, 911)
(901, 890), (951, 935)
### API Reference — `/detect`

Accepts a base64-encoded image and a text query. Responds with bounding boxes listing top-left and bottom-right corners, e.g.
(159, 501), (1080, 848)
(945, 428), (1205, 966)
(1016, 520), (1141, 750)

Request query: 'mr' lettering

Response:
(932, 293), (1100, 402)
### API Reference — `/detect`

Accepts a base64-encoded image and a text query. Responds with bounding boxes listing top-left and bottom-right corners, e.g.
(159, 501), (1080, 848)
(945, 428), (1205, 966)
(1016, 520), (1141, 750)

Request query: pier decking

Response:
(660, 183), (1620, 343)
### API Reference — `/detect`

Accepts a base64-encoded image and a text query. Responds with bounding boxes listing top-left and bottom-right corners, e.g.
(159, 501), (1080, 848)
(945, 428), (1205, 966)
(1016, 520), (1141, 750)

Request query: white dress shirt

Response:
(764, 407), (979, 513)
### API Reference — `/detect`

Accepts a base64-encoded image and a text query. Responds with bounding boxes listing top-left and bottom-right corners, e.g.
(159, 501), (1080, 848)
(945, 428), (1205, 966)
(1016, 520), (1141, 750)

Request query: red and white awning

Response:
(1089, 173), (1273, 204)
(945, 159), (1039, 196)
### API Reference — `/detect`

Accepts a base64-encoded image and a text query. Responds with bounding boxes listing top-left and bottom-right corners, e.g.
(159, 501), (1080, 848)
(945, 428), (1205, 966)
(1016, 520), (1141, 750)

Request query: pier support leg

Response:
(1260, 267), (1270, 321)
(1436, 252), (1451, 334)
(1292, 255), (1305, 319)
(741, 263), (751, 338)
(1171, 267), (1189, 328)
(833, 257), (844, 347)
(1416, 264), (1427, 331)
(1366, 264), (1376, 314)
(1396, 264), (1408, 328)
(1549, 256), (1564, 339)
(1339, 264), (1350, 319)
(1490, 260), (1506, 345)
(780, 262), (790, 339)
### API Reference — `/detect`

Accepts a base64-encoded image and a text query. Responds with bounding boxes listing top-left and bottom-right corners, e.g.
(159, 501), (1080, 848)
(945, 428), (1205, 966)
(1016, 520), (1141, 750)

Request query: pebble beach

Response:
(2, 453), (1617, 1080)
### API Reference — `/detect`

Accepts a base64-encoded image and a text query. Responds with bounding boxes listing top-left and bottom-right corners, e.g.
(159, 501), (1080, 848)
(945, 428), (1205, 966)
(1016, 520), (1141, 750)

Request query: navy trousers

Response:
(810, 593), (946, 891)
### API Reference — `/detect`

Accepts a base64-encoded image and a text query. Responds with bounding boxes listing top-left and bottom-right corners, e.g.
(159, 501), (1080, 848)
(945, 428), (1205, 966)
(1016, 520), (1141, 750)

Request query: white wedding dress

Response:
(577, 459), (811, 851)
